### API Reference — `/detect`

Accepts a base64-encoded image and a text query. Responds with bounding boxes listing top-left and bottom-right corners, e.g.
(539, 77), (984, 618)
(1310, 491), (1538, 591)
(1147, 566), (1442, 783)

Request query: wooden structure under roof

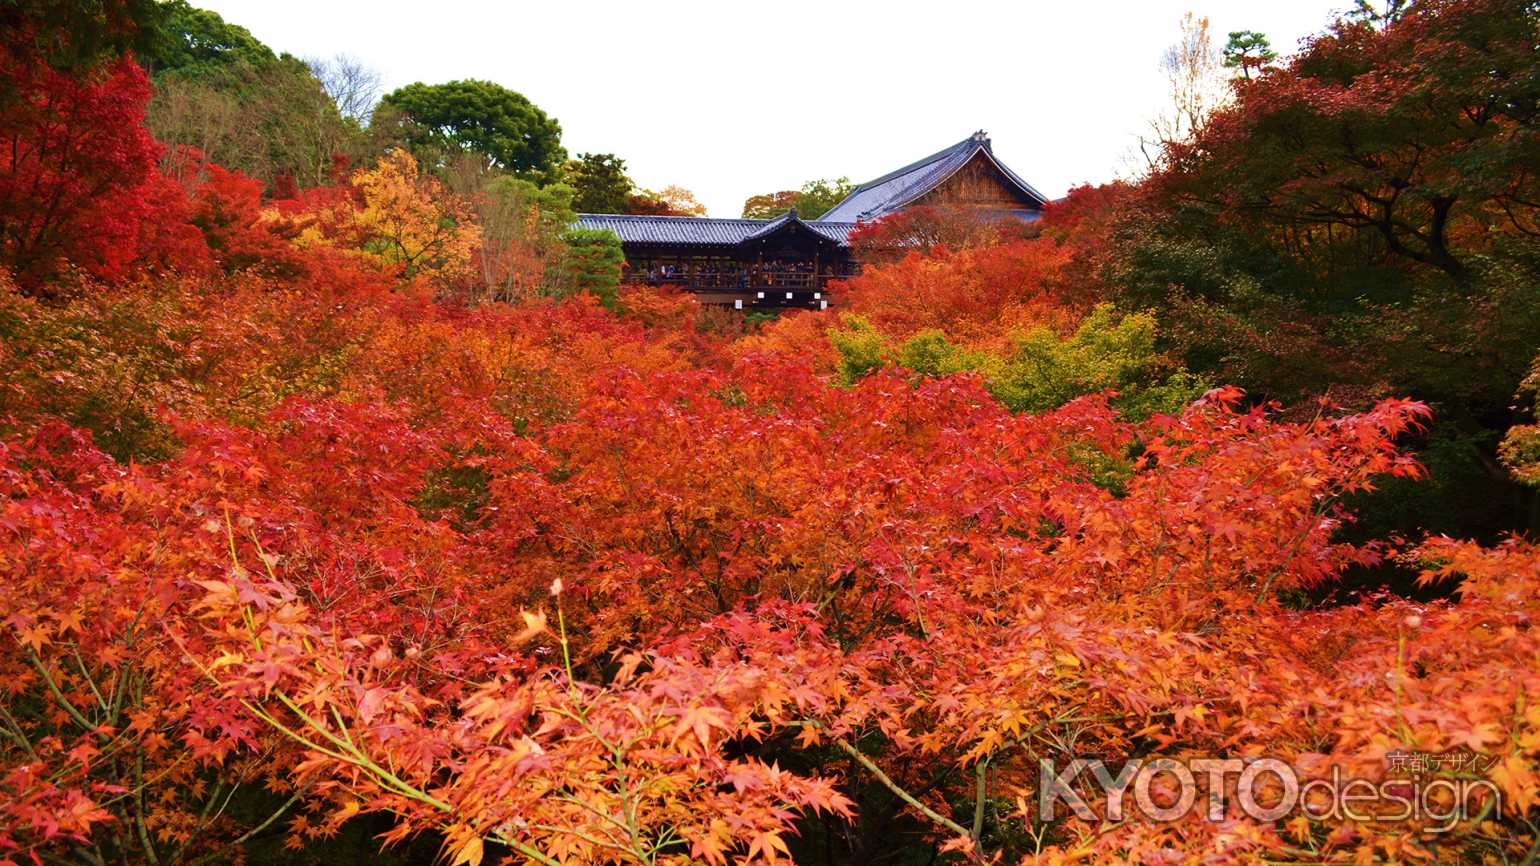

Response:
(574, 131), (1048, 309)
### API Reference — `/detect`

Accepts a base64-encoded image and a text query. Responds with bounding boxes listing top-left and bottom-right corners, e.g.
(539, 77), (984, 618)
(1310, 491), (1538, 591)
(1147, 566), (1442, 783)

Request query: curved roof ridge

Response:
(819, 131), (1046, 223)
(743, 208), (852, 244)
(882, 142), (1049, 214)
(859, 143), (980, 216)
(574, 212), (857, 247)
(740, 209), (798, 241)
(575, 213), (767, 225)
(850, 135), (978, 191)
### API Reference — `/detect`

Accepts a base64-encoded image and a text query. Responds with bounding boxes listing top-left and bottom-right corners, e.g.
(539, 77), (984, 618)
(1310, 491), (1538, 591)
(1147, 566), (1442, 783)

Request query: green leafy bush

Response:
(553, 227), (623, 307)
(829, 314), (888, 386)
(833, 305), (1206, 419)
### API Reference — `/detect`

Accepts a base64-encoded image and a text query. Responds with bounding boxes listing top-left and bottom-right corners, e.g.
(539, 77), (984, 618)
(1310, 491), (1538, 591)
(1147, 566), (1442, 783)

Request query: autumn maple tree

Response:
(2, 2), (1539, 865)
(0, 49), (200, 291)
(1156, 0), (1540, 281)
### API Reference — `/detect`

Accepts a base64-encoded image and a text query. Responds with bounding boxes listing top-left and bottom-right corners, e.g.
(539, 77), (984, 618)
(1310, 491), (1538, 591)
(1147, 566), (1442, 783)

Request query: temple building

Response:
(574, 131), (1048, 309)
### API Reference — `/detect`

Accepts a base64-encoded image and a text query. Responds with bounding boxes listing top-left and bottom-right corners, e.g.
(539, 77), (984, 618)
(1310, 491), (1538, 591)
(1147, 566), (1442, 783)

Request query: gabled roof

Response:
(575, 213), (857, 247)
(819, 131), (1048, 223)
(741, 209), (843, 244)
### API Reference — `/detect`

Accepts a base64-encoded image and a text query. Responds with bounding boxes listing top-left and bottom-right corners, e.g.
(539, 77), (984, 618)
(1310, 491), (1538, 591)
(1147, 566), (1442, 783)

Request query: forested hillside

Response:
(1, 1), (1538, 865)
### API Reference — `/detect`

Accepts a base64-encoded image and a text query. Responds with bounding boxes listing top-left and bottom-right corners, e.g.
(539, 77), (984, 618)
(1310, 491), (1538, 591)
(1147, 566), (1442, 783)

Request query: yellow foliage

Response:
(351, 150), (480, 286)
(266, 149), (481, 289)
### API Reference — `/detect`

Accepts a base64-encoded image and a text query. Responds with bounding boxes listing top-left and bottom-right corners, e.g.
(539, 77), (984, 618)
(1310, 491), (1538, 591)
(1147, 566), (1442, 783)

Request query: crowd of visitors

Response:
(629, 259), (848, 289)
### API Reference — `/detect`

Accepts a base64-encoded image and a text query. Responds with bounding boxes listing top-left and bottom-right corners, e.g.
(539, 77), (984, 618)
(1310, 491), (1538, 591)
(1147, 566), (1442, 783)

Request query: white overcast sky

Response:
(197, 0), (1350, 216)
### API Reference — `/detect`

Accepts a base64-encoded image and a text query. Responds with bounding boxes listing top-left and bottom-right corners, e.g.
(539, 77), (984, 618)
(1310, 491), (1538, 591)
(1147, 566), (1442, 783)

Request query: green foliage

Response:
(476, 176), (576, 302)
(893, 331), (950, 375)
(1344, 423), (1523, 543)
(482, 175), (576, 256)
(791, 177), (854, 220)
(564, 152), (632, 214)
(1, 0), (165, 72)
(1221, 30), (1275, 77)
(892, 330), (995, 381)
(832, 306), (1206, 419)
(1500, 425), (1540, 488)
(741, 190), (799, 220)
(552, 227), (623, 307)
(142, 0), (274, 75)
(1345, 0), (1411, 26)
(380, 79), (565, 178)
(491, 176), (575, 231)
(1500, 353), (1540, 488)
(829, 314), (888, 386)
(741, 178), (854, 220)
(144, 5), (367, 189)
(991, 306), (1205, 418)
(1351, 254), (1540, 419)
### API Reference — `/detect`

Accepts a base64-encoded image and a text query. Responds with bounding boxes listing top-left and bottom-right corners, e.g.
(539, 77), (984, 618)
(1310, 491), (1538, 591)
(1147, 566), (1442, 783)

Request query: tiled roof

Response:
(575, 213), (857, 247)
(741, 209), (853, 243)
(805, 220), (856, 245)
(741, 209), (800, 241)
(575, 133), (1046, 248)
(819, 131), (1048, 223)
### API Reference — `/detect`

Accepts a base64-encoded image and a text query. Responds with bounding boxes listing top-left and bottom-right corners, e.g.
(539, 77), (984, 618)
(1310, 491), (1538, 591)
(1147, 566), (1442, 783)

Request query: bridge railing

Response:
(621, 271), (846, 291)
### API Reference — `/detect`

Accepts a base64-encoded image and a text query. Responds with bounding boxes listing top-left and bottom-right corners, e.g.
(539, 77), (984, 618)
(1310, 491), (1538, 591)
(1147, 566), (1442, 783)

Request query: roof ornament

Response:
(972, 129), (988, 142)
